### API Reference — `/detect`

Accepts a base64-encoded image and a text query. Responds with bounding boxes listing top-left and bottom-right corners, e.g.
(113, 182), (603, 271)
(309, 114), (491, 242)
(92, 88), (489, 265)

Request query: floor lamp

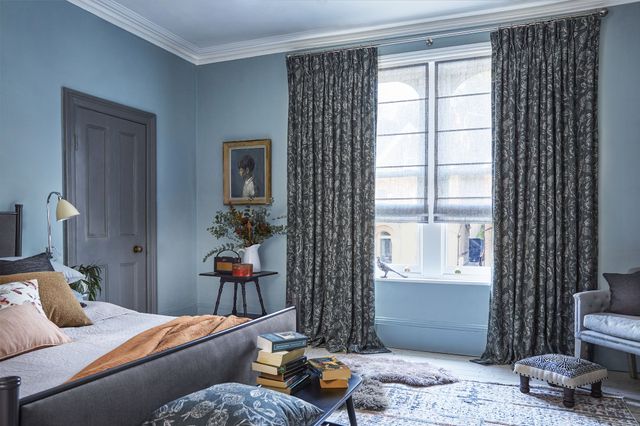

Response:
(46, 191), (79, 258)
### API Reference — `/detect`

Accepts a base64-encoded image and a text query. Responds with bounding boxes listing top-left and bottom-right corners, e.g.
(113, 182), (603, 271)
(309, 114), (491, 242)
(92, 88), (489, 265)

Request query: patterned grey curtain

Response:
(286, 47), (387, 353)
(482, 15), (600, 364)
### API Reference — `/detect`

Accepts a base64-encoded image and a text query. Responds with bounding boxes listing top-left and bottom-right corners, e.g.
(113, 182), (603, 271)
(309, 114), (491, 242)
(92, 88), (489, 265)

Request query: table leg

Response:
(232, 282), (238, 316)
(346, 396), (357, 425)
(563, 387), (575, 408)
(241, 282), (248, 317)
(213, 281), (225, 315)
(254, 278), (267, 316)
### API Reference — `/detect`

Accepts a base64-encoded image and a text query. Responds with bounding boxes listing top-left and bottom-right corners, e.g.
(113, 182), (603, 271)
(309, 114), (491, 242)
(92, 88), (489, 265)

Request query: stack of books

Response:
(308, 356), (351, 389)
(252, 331), (310, 395)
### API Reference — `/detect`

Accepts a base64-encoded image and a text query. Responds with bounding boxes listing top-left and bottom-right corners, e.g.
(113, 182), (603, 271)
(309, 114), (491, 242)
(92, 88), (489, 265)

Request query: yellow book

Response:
(256, 347), (306, 367)
(260, 374), (311, 395)
(308, 357), (351, 380)
(320, 378), (349, 389)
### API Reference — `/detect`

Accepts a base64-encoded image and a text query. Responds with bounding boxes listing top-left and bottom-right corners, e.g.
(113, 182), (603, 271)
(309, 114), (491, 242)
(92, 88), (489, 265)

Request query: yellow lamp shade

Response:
(56, 198), (80, 222)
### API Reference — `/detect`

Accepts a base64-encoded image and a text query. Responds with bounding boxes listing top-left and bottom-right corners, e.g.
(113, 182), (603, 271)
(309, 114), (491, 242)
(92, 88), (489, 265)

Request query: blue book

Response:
(257, 331), (308, 352)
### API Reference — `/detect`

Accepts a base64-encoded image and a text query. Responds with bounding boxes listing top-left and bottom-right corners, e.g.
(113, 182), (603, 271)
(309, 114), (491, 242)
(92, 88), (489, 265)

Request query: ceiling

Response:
(66, 0), (636, 64)
(106, 0), (535, 47)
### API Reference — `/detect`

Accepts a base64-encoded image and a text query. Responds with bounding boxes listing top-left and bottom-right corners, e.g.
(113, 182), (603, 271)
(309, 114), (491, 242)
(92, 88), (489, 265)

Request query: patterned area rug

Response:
(328, 381), (639, 425)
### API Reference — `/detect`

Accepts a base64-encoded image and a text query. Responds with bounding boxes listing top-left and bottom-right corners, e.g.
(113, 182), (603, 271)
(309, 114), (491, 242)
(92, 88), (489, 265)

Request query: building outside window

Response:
(374, 44), (493, 280)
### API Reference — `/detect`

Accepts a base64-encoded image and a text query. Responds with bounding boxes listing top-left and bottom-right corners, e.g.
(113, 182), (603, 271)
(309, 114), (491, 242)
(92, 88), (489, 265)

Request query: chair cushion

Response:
(513, 354), (607, 389)
(603, 271), (640, 315)
(142, 382), (323, 426)
(583, 313), (640, 342)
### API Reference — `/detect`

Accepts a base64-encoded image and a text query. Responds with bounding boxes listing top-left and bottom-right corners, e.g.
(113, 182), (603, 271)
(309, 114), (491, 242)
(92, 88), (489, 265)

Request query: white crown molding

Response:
(67, 0), (640, 65)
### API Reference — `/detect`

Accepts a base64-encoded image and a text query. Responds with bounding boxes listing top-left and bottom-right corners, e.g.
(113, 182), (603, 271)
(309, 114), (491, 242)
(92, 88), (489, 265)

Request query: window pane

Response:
(375, 223), (421, 274)
(437, 57), (491, 97)
(376, 166), (427, 199)
(436, 164), (492, 198)
(378, 100), (426, 135)
(437, 129), (492, 165)
(445, 223), (494, 269)
(437, 94), (491, 131)
(377, 134), (427, 167)
(379, 65), (427, 103)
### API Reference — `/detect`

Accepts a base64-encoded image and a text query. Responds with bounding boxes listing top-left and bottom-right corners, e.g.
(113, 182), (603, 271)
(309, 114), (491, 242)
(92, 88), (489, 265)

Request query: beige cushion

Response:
(0, 272), (92, 327)
(0, 303), (72, 361)
(0, 279), (46, 316)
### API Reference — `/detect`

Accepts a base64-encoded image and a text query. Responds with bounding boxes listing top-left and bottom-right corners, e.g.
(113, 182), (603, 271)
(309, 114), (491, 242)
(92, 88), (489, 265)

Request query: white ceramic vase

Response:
(239, 244), (261, 272)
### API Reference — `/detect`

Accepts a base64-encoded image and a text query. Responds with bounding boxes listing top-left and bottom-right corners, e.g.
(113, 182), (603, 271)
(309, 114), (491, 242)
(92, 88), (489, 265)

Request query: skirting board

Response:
(375, 316), (488, 357)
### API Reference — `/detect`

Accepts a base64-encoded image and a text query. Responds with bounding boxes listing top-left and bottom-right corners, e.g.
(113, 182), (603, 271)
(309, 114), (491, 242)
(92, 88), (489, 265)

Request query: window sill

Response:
(375, 275), (491, 286)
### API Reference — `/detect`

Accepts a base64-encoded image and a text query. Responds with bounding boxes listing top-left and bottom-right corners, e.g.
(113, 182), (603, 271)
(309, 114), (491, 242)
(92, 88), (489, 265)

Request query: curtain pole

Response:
(286, 8), (607, 58)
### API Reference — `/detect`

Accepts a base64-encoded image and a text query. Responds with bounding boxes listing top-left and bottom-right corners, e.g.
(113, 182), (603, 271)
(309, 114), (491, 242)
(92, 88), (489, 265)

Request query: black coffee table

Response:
(294, 374), (362, 426)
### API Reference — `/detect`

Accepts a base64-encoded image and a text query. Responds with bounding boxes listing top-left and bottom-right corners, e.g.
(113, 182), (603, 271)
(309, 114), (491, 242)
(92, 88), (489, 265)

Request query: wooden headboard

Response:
(0, 204), (22, 257)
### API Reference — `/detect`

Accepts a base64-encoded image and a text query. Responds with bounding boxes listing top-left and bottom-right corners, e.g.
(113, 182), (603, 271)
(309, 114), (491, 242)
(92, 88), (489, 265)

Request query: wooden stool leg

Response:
(254, 279), (267, 316)
(231, 283), (238, 316)
(213, 281), (225, 315)
(241, 283), (247, 317)
(563, 387), (575, 408)
(591, 381), (602, 398)
(628, 354), (638, 379)
(519, 375), (530, 393)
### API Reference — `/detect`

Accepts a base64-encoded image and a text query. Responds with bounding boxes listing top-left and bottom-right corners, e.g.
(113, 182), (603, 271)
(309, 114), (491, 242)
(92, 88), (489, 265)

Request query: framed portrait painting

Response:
(223, 139), (272, 205)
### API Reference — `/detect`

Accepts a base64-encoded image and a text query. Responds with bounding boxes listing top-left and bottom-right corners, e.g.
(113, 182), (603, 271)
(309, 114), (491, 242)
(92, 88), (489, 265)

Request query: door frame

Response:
(62, 88), (158, 313)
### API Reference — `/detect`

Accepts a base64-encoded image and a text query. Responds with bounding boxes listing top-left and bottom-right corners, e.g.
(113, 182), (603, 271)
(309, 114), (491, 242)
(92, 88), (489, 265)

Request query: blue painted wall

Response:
(194, 2), (640, 371)
(2, 0), (639, 371)
(195, 54), (289, 315)
(596, 2), (640, 372)
(0, 0), (198, 315)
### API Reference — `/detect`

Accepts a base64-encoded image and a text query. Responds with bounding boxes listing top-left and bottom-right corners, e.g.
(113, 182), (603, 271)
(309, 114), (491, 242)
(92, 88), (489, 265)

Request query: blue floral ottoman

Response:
(514, 354), (608, 408)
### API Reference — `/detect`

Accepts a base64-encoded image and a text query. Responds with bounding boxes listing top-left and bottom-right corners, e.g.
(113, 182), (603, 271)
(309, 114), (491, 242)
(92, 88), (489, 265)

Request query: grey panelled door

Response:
(73, 107), (147, 311)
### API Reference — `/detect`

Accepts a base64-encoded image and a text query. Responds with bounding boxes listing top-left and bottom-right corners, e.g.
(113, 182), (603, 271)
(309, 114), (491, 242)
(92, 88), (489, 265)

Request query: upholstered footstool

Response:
(514, 354), (608, 408)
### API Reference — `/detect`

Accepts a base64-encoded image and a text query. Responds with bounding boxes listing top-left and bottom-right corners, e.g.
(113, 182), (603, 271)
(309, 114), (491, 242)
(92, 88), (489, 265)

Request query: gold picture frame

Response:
(223, 139), (272, 205)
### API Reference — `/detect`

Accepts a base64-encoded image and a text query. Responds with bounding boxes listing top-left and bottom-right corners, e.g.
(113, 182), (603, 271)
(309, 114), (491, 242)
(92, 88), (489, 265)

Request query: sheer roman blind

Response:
(376, 65), (429, 222)
(376, 53), (492, 224)
(434, 58), (492, 223)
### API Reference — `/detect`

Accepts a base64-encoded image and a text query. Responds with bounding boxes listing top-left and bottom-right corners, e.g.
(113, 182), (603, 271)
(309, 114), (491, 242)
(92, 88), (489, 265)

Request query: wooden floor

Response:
(307, 347), (640, 421)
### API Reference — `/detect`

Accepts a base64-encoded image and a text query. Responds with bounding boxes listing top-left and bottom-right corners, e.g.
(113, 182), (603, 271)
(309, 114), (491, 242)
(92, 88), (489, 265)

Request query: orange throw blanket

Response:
(69, 314), (250, 382)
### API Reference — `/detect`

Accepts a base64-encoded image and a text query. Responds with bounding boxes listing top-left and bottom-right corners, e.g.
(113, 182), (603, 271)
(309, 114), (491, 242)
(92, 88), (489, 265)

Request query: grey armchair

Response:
(574, 289), (640, 378)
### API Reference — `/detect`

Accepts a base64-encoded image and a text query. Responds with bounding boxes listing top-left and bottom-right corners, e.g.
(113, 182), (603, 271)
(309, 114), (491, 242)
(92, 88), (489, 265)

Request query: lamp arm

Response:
(46, 192), (62, 258)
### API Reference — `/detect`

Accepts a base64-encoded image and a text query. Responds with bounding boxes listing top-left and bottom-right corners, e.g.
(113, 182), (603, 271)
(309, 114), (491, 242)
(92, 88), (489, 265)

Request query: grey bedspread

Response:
(0, 302), (173, 398)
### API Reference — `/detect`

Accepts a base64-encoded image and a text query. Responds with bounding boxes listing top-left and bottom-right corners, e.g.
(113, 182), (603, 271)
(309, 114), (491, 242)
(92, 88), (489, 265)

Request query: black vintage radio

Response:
(214, 250), (241, 275)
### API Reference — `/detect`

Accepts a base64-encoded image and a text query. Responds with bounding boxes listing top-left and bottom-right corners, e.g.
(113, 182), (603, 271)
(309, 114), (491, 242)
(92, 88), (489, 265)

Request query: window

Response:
(379, 232), (392, 263)
(374, 45), (493, 280)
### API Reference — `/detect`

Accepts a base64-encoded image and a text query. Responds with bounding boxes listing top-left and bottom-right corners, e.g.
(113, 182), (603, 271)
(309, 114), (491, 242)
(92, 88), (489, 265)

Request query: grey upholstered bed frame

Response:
(0, 205), (297, 426)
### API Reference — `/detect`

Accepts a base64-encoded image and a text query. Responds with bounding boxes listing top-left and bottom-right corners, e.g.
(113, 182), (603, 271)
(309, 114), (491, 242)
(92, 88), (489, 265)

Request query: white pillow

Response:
(0, 279), (46, 316)
(0, 257), (85, 284)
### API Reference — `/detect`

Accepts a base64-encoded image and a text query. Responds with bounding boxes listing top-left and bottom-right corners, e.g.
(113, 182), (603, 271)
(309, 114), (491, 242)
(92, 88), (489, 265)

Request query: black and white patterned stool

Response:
(514, 354), (608, 408)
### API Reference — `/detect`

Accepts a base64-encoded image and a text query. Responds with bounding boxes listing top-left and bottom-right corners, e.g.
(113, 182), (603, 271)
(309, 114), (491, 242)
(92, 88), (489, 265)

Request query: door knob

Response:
(133, 245), (143, 253)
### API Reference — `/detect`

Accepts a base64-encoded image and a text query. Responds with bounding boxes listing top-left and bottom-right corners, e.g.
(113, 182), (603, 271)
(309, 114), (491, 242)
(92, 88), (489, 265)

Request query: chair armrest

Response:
(574, 290), (610, 334)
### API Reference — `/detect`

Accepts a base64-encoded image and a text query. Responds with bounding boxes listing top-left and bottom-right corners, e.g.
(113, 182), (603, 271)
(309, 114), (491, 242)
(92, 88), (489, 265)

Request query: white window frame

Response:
(377, 43), (492, 282)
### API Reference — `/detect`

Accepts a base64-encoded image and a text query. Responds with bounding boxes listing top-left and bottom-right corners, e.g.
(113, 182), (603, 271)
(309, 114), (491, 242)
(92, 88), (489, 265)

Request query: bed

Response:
(0, 204), (297, 426)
